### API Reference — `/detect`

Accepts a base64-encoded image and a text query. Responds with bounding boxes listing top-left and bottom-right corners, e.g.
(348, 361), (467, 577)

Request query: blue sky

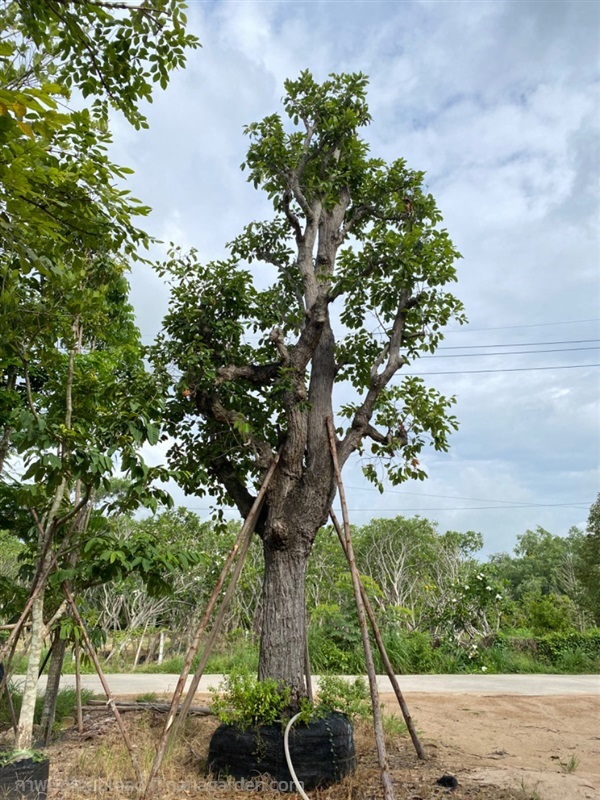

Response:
(109, 0), (599, 555)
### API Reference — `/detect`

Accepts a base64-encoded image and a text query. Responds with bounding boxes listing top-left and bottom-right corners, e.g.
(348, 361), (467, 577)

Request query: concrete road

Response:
(25, 673), (600, 696)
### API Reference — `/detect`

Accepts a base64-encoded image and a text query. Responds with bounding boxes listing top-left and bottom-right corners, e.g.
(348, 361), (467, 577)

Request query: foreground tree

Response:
(156, 72), (464, 700)
(0, 255), (173, 748)
(0, 0), (198, 748)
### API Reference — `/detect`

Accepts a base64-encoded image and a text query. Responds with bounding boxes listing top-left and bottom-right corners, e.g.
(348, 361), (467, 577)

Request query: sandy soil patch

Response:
(387, 692), (600, 800)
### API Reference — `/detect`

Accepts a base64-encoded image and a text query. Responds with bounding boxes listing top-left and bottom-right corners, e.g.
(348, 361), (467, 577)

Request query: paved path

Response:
(24, 673), (600, 696)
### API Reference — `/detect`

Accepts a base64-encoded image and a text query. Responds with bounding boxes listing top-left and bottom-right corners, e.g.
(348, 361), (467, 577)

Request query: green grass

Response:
(559, 754), (580, 773)
(0, 685), (98, 731)
(7, 628), (598, 680)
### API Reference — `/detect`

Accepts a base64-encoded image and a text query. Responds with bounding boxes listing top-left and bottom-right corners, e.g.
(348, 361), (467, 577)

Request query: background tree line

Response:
(3, 495), (598, 676)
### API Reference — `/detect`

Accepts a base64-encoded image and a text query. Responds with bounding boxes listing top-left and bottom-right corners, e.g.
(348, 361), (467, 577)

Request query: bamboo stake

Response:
(167, 518), (255, 725)
(0, 668), (18, 734)
(0, 635), (19, 712)
(330, 510), (426, 760)
(74, 641), (84, 734)
(142, 453), (279, 800)
(326, 417), (395, 800)
(63, 586), (142, 785)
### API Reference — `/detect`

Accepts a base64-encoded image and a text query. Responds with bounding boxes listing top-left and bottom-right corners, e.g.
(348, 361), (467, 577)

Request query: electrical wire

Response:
(344, 486), (591, 508)
(442, 317), (600, 333)
(420, 346), (598, 359)
(402, 363), (599, 376)
(438, 339), (600, 350)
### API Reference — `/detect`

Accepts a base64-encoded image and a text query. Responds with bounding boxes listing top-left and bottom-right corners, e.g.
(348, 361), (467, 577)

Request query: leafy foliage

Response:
(0, 0), (198, 272)
(210, 672), (291, 729)
(576, 494), (600, 624)
(154, 70), (465, 513)
(315, 675), (370, 720)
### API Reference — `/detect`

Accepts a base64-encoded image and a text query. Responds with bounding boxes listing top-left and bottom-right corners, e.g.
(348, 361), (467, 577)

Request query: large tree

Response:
(156, 72), (465, 700)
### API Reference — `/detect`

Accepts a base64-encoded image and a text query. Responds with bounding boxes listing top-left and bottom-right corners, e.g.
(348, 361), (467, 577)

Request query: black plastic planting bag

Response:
(0, 757), (49, 800)
(207, 712), (356, 791)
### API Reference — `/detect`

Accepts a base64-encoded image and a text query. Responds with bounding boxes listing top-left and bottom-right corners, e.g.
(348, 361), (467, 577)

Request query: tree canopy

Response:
(156, 71), (465, 513)
(0, 0), (199, 270)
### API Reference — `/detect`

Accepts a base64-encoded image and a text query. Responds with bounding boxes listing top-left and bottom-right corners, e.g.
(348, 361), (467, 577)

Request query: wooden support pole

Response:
(0, 669), (18, 734)
(330, 510), (426, 760)
(142, 453), (279, 800)
(64, 586), (142, 785)
(326, 417), (395, 800)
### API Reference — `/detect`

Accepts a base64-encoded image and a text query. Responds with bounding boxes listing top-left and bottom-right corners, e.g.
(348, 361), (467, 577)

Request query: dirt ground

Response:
(387, 692), (600, 800)
(41, 691), (599, 800)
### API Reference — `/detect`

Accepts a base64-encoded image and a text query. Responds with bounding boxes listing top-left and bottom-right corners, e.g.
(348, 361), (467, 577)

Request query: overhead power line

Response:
(439, 338), (600, 350)
(421, 346), (599, 359)
(344, 485), (591, 508)
(403, 363), (599, 376)
(443, 317), (600, 334)
(182, 502), (589, 513)
(336, 504), (590, 511)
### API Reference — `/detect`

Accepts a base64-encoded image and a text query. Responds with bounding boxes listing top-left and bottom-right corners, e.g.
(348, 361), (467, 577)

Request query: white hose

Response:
(283, 711), (311, 800)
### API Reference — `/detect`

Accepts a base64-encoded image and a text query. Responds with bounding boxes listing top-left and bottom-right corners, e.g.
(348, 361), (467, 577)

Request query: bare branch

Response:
(338, 290), (426, 465)
(364, 424), (389, 445)
(283, 190), (303, 242)
(269, 328), (291, 364)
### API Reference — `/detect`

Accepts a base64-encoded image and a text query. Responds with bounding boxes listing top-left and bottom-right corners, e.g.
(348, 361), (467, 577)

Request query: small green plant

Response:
(0, 748), (48, 767)
(560, 754), (580, 773)
(518, 777), (542, 800)
(210, 672), (291, 728)
(209, 672), (372, 730)
(0, 685), (97, 732)
(136, 692), (159, 703)
(382, 712), (407, 740)
(316, 675), (370, 720)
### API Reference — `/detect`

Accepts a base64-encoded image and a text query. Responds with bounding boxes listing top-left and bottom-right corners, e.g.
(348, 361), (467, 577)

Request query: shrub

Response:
(210, 672), (291, 728)
(316, 675), (370, 720)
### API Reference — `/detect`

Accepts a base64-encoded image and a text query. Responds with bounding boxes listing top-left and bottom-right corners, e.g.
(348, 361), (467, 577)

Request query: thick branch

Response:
(286, 120), (315, 220)
(338, 291), (425, 465)
(269, 328), (291, 364)
(283, 190), (303, 242)
(215, 362), (280, 386)
(208, 454), (258, 520)
(364, 424), (389, 445)
(290, 294), (328, 371)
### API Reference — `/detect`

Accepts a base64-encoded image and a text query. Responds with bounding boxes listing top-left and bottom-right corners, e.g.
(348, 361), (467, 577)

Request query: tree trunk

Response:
(258, 538), (309, 701)
(15, 592), (45, 749)
(39, 633), (68, 745)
